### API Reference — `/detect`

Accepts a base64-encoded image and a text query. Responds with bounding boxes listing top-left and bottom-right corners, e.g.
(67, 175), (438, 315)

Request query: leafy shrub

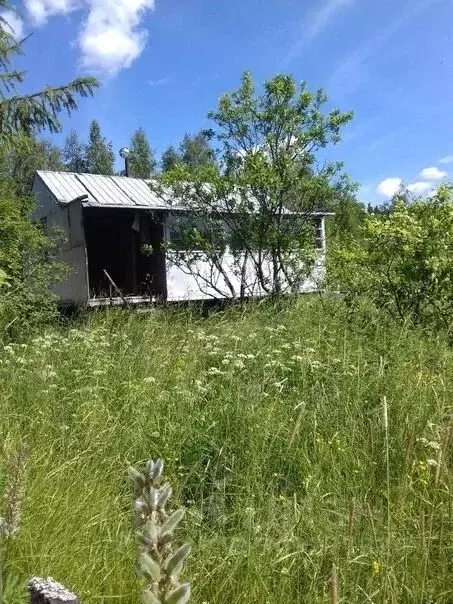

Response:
(330, 185), (453, 336)
(0, 180), (64, 339)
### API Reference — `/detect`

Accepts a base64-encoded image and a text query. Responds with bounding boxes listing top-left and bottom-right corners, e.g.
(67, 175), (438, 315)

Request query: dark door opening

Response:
(83, 207), (167, 299)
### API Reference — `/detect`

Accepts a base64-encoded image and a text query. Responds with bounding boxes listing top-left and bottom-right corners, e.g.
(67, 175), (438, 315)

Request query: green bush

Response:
(330, 184), (453, 336)
(0, 180), (63, 339)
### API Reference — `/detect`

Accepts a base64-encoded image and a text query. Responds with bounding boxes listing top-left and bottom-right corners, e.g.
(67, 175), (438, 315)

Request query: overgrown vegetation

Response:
(0, 4), (452, 601)
(161, 72), (355, 298)
(0, 299), (452, 602)
(331, 185), (453, 338)
(0, 1), (97, 337)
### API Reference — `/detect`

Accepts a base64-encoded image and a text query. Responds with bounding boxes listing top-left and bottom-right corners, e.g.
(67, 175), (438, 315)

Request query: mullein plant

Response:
(0, 445), (27, 604)
(129, 459), (191, 604)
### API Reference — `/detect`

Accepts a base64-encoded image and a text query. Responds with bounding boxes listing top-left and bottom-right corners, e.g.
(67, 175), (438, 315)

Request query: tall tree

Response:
(0, 6), (98, 148)
(0, 3), (98, 335)
(63, 129), (86, 173)
(161, 145), (181, 173)
(179, 131), (215, 172)
(0, 136), (65, 197)
(84, 120), (114, 175)
(161, 72), (353, 299)
(129, 127), (156, 178)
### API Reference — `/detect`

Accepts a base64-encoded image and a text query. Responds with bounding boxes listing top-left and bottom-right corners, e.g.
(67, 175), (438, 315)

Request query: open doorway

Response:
(83, 207), (167, 300)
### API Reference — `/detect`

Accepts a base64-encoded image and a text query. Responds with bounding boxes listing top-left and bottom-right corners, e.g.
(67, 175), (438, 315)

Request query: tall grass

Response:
(0, 298), (452, 602)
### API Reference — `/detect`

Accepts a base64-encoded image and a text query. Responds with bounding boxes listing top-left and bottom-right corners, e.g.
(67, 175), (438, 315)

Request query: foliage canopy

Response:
(161, 72), (354, 299)
(331, 185), (453, 336)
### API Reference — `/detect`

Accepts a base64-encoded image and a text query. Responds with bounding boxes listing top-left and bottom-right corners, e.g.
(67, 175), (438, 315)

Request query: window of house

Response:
(167, 214), (218, 250)
(315, 218), (324, 250)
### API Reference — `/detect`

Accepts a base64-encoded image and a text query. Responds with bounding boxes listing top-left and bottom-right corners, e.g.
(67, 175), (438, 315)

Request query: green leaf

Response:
(0, 268), (8, 288)
(164, 583), (191, 604)
(140, 553), (161, 583)
(166, 543), (191, 576)
(157, 483), (172, 509)
(152, 459), (164, 480)
(160, 508), (185, 538)
(128, 466), (145, 487)
(145, 459), (155, 477)
(142, 591), (161, 604)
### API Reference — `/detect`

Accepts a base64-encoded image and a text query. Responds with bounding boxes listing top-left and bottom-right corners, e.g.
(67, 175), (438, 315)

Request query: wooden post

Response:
(28, 577), (79, 604)
(103, 269), (129, 306)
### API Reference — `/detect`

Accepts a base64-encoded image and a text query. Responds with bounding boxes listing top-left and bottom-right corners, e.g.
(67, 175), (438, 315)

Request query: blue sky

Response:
(5, 0), (453, 204)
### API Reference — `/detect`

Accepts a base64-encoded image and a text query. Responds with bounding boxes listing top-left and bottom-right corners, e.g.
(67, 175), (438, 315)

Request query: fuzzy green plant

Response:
(0, 444), (27, 603)
(129, 459), (191, 604)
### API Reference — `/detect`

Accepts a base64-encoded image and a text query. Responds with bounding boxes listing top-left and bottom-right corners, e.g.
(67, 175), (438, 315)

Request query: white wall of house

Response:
(166, 253), (325, 301)
(32, 178), (89, 305)
(165, 216), (327, 301)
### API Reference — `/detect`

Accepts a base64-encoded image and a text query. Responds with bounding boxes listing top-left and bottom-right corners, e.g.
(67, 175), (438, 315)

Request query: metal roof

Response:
(35, 170), (334, 216)
(35, 171), (170, 209)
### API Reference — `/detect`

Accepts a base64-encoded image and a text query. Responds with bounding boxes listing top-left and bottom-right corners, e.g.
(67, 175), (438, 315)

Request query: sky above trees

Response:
(4, 0), (453, 205)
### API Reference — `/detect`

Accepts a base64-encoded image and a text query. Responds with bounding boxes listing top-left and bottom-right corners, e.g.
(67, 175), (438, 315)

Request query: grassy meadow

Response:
(0, 298), (452, 603)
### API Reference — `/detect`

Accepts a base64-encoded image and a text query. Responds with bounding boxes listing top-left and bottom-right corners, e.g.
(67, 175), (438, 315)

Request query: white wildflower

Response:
(195, 380), (208, 393)
(291, 355), (303, 362)
(207, 367), (223, 376)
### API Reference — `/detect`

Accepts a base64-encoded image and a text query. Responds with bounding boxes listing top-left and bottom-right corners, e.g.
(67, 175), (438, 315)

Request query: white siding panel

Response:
(52, 245), (89, 305)
(165, 253), (326, 301)
(32, 175), (55, 220)
(68, 200), (86, 248)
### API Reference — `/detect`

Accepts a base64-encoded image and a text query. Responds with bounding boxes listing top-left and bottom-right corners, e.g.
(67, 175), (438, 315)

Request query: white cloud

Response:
(78, 0), (156, 76)
(419, 166), (447, 180)
(24, 0), (156, 76)
(24, 0), (79, 25)
(439, 155), (453, 164)
(377, 177), (402, 199)
(407, 181), (433, 194)
(281, 0), (356, 67)
(0, 10), (25, 40)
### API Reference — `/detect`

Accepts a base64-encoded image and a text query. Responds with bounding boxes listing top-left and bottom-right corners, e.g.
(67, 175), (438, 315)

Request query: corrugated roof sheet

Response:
(35, 171), (170, 209)
(35, 170), (334, 216)
(37, 171), (91, 204)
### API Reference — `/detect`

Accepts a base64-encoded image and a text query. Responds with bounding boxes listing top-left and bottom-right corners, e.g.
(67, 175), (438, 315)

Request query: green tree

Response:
(0, 178), (64, 336)
(161, 72), (353, 299)
(179, 131), (215, 172)
(0, 136), (65, 197)
(85, 120), (114, 175)
(328, 194), (366, 243)
(0, 6), (98, 148)
(161, 145), (181, 173)
(63, 129), (86, 173)
(129, 127), (156, 178)
(331, 185), (453, 336)
(0, 2), (98, 336)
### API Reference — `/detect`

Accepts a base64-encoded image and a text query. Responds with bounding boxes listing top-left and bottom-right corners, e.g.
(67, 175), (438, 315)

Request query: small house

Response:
(32, 170), (332, 306)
